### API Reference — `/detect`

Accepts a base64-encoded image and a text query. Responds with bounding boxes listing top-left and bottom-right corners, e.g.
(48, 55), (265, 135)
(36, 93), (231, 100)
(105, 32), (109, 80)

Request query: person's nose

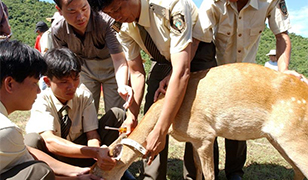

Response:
(76, 11), (84, 21)
(37, 85), (41, 94)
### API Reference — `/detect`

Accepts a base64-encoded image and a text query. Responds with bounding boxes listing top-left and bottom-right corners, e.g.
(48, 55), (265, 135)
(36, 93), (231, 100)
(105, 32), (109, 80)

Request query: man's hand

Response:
(142, 129), (167, 165)
(118, 85), (133, 109)
(283, 70), (308, 85)
(154, 74), (171, 102)
(121, 114), (138, 135)
(95, 145), (116, 171)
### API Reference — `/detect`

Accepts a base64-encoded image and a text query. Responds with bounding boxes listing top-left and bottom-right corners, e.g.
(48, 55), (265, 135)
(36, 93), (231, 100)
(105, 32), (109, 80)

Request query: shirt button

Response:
(239, 16), (242, 19)
(238, 33), (242, 37)
(238, 50), (241, 53)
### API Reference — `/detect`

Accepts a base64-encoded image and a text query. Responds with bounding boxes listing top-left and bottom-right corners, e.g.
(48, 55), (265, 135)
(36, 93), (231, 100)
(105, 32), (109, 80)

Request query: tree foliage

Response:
(256, 27), (308, 76)
(3, 0), (308, 76)
(3, 0), (56, 46)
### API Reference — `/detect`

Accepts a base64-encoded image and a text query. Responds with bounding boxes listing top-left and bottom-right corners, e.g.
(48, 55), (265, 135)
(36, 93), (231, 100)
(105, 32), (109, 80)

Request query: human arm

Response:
(276, 31), (308, 83)
(86, 130), (101, 147)
(55, 175), (103, 180)
(40, 131), (116, 170)
(276, 31), (291, 73)
(153, 38), (200, 102)
(0, 3), (10, 36)
(110, 52), (133, 109)
(27, 146), (92, 177)
(144, 44), (192, 164)
(120, 55), (146, 134)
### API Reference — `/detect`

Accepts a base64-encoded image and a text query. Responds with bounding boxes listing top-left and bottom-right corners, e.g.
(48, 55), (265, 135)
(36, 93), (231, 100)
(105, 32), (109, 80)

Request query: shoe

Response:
(227, 174), (242, 180)
(121, 170), (136, 180)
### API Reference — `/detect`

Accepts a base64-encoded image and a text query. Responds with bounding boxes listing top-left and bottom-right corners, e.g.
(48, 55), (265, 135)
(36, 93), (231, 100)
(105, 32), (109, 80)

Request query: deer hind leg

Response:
(266, 135), (306, 180)
(192, 139), (215, 180)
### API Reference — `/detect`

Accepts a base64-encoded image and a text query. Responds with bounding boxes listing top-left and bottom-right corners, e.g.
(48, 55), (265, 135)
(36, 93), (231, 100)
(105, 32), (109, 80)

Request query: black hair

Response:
(54, 0), (107, 13)
(44, 48), (82, 79)
(0, 40), (47, 87)
(53, 0), (74, 9)
(53, 0), (62, 9)
(88, 0), (114, 12)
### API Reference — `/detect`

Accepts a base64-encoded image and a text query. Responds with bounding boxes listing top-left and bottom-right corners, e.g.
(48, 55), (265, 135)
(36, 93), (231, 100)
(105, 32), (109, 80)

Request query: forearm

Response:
(154, 70), (189, 135)
(86, 130), (101, 147)
(276, 31), (291, 72)
(42, 134), (98, 159)
(154, 49), (191, 135)
(27, 146), (89, 177)
(111, 52), (129, 87)
(127, 56), (146, 120)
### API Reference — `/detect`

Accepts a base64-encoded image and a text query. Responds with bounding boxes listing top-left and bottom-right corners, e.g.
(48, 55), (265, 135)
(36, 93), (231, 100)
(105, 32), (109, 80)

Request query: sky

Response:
(41, 0), (308, 37)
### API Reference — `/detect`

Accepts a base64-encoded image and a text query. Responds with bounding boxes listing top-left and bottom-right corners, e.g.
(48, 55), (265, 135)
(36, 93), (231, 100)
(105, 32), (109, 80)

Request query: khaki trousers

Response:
(0, 160), (55, 180)
(80, 57), (125, 112)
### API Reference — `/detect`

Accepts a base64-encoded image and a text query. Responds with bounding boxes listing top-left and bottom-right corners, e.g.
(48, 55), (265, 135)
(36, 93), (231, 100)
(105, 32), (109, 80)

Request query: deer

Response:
(91, 63), (308, 180)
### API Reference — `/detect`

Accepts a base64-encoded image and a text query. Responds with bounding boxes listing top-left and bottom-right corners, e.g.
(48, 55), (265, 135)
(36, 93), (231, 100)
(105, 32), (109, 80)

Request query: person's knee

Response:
(99, 107), (125, 129)
(24, 133), (45, 150)
(31, 161), (55, 180)
(110, 107), (126, 122)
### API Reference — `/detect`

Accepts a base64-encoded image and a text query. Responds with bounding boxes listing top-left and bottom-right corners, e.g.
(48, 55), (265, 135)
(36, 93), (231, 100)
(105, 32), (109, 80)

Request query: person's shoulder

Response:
(0, 113), (17, 130)
(75, 84), (94, 99)
(33, 88), (54, 105)
(93, 11), (114, 24)
(51, 18), (66, 34)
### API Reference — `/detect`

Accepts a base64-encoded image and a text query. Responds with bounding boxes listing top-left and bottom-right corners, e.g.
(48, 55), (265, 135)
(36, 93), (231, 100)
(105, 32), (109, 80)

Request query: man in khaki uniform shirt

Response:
(0, 40), (98, 180)
(25, 48), (125, 170)
(197, 0), (306, 179)
(90, 0), (217, 179)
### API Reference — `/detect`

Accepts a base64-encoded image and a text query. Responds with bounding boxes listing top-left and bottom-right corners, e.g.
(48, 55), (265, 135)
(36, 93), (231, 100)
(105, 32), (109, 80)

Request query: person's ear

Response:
(4, 77), (14, 93)
(55, 5), (63, 16)
(43, 76), (52, 87)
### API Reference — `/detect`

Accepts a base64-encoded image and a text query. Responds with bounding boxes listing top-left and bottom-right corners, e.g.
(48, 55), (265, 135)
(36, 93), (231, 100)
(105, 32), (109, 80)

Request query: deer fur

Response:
(91, 63), (308, 180)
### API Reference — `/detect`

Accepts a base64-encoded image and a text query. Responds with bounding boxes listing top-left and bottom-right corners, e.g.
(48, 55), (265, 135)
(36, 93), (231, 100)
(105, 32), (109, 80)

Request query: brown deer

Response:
(91, 63), (308, 180)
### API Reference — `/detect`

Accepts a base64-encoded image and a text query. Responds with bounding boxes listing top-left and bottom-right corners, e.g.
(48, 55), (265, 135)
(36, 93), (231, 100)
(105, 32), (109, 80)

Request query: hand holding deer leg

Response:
(153, 73), (170, 102)
(94, 145), (117, 171)
(143, 128), (167, 165)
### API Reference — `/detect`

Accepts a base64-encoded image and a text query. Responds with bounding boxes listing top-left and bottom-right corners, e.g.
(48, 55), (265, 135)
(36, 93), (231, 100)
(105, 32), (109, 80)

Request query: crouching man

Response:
(0, 40), (100, 180)
(25, 48), (125, 171)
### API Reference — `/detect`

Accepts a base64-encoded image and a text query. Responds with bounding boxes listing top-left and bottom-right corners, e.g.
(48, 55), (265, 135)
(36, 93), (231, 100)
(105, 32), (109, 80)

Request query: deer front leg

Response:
(192, 139), (215, 180)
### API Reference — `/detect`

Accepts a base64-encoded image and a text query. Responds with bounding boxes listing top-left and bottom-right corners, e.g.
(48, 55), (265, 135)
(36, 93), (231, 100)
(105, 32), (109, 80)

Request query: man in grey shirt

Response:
(52, 0), (131, 112)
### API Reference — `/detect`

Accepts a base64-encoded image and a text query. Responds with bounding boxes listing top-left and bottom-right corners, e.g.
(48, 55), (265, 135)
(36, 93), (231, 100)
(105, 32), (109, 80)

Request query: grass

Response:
(9, 96), (297, 180)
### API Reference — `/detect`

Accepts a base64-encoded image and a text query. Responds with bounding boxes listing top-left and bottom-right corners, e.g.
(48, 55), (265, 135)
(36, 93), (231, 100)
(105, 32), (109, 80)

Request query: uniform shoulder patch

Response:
(112, 21), (122, 33)
(278, 0), (288, 16)
(170, 13), (186, 35)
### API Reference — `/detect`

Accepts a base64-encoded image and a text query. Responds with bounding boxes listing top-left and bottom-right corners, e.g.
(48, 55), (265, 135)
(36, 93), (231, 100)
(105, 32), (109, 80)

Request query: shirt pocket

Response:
(248, 24), (265, 45)
(249, 24), (265, 36)
(216, 26), (234, 50)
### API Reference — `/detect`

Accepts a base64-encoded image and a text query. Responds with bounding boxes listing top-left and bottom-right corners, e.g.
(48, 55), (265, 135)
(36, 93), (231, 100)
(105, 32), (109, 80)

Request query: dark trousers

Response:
(0, 160), (55, 180)
(141, 41), (218, 180)
(25, 107), (125, 167)
(224, 139), (246, 178)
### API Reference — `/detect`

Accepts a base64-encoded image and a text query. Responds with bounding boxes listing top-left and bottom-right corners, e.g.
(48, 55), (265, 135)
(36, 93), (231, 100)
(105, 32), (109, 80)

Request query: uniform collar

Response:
(0, 101), (8, 117)
(48, 88), (73, 112)
(138, 0), (150, 27)
(227, 0), (259, 11)
(249, 0), (259, 10)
